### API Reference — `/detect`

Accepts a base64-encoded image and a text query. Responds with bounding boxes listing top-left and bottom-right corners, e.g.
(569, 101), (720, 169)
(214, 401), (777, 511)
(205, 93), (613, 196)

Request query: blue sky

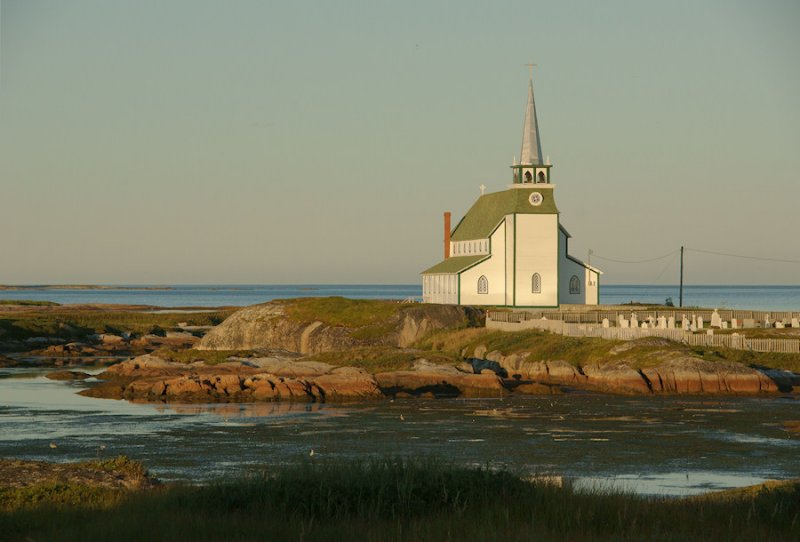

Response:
(1, 0), (798, 284)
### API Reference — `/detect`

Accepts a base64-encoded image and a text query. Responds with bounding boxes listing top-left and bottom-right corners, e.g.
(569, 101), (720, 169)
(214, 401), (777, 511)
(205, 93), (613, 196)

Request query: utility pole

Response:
(679, 246), (684, 308)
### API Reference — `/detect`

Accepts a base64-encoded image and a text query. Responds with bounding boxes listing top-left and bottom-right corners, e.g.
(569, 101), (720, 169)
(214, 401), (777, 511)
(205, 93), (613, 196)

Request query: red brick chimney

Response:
(443, 212), (451, 259)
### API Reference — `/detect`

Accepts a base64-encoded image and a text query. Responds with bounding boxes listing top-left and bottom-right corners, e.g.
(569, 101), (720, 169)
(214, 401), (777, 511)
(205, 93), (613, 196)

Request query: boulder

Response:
(45, 370), (91, 381)
(197, 300), (480, 353)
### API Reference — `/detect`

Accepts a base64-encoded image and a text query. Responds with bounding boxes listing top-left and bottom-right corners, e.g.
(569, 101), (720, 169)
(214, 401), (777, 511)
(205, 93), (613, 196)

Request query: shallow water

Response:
(1, 369), (797, 496)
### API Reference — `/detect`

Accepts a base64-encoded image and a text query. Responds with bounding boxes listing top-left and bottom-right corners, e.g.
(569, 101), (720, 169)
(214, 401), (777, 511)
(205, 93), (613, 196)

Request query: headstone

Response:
(691, 315), (697, 330)
(721, 322), (728, 330)
(743, 318), (755, 329)
(697, 317), (704, 330)
(631, 315), (639, 328)
(648, 316), (656, 327)
(602, 318), (609, 328)
(707, 329), (713, 336)
(658, 316), (667, 329)
(620, 318), (629, 329)
(776, 322), (785, 329)
(792, 318), (799, 329)
(682, 316), (690, 329)
(689, 323), (697, 332)
(711, 310), (722, 328)
(668, 316), (676, 329)
(731, 318), (738, 329)
(763, 316), (771, 329)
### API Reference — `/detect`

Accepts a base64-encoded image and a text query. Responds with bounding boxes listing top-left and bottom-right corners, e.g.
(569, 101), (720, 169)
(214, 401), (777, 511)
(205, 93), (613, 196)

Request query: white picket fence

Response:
(486, 313), (800, 354)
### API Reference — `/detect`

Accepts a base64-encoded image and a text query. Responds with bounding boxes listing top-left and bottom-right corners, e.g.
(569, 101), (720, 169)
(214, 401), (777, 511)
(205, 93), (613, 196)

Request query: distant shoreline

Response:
(0, 285), (173, 291)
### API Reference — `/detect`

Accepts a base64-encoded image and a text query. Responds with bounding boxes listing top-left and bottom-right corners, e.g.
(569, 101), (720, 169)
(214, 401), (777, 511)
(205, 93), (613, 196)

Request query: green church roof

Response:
(450, 187), (558, 241)
(421, 254), (489, 275)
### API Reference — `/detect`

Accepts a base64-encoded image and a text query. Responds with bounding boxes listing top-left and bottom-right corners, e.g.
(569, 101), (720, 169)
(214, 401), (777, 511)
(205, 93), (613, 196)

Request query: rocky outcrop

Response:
(197, 301), (480, 353)
(472, 340), (785, 395)
(640, 358), (778, 394)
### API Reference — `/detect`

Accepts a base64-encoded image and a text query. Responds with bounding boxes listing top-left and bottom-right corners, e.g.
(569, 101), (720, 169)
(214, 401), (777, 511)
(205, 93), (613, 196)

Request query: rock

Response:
(640, 358), (778, 394)
(312, 367), (382, 401)
(513, 382), (562, 395)
(46, 370), (91, 381)
(375, 370), (506, 398)
(582, 362), (651, 394)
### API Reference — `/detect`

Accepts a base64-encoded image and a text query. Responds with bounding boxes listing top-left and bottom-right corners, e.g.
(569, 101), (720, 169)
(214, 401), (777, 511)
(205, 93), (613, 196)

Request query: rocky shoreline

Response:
(2, 298), (799, 402)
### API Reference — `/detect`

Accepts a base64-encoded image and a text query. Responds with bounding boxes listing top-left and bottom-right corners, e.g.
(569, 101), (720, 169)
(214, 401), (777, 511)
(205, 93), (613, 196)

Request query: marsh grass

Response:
(0, 309), (234, 344)
(0, 300), (60, 306)
(1, 459), (797, 542)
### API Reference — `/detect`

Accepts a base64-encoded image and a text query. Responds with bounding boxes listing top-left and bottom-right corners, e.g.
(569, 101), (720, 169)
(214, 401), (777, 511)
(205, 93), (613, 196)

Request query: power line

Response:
(590, 249), (679, 264)
(686, 247), (800, 264)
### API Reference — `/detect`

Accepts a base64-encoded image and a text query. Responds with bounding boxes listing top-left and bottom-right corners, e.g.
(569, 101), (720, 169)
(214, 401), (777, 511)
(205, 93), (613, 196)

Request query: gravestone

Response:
(602, 318), (609, 328)
(668, 316), (675, 329)
(691, 315), (697, 330)
(764, 316), (772, 329)
(620, 318), (629, 329)
(711, 310), (722, 328)
(776, 322), (785, 329)
(682, 316), (690, 329)
(743, 318), (755, 329)
(698, 317), (704, 330)
(731, 318), (738, 329)
(631, 315), (639, 328)
(648, 316), (656, 327)
(707, 329), (714, 336)
(641, 322), (649, 329)
(658, 316), (667, 329)
(792, 318), (799, 329)
(721, 322), (728, 330)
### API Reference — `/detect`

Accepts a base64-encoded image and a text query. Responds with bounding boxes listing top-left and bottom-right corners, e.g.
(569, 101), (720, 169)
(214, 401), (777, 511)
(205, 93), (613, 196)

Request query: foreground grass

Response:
(1, 459), (797, 542)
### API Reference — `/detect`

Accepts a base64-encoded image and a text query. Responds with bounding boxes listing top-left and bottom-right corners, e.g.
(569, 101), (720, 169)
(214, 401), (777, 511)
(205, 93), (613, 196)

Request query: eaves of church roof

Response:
(421, 254), (489, 275)
(450, 188), (558, 242)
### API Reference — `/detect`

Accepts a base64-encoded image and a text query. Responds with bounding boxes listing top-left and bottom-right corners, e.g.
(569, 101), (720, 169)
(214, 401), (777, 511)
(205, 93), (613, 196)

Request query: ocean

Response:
(0, 284), (798, 310)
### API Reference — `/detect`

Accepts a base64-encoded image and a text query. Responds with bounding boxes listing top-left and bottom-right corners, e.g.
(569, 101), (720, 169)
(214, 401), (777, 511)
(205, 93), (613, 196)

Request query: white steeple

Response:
(519, 77), (543, 166)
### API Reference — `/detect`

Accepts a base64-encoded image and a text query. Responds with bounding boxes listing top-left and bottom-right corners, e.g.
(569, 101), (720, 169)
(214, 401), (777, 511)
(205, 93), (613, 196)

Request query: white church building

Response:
(422, 76), (601, 307)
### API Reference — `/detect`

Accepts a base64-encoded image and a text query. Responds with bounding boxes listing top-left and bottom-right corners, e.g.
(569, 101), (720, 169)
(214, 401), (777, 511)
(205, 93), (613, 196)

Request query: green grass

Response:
(1, 459), (797, 542)
(415, 327), (800, 372)
(0, 309), (234, 344)
(306, 346), (460, 373)
(0, 300), (60, 306)
(281, 297), (404, 328)
(416, 328), (619, 367)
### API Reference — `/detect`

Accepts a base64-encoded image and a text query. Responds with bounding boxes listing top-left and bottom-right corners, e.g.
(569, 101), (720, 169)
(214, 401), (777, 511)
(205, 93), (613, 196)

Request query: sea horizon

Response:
(1, 283), (798, 311)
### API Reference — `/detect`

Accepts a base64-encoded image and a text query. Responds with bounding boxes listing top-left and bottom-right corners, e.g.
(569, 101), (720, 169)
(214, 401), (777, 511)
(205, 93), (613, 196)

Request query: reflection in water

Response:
(0, 369), (797, 495)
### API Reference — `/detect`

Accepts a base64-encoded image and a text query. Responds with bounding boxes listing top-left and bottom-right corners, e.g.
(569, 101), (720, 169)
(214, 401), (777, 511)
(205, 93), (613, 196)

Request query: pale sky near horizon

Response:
(1, 0), (798, 285)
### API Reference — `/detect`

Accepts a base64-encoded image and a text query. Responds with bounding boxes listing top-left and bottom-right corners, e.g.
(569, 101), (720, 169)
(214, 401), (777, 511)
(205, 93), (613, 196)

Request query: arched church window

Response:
(569, 275), (581, 295)
(524, 171), (532, 183)
(477, 275), (488, 294)
(538, 171), (546, 183)
(532, 273), (541, 294)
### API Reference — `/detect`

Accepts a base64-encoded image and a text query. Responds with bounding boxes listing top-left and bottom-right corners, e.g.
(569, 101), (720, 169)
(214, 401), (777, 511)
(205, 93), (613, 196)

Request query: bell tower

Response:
(511, 70), (552, 185)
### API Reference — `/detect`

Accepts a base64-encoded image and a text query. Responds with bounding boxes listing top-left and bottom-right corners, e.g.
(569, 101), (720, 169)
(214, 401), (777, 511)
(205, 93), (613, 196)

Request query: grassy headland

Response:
(1, 458), (797, 542)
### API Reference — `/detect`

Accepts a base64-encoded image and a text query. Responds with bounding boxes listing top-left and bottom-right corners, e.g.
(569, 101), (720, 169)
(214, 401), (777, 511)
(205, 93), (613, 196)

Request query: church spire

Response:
(520, 77), (543, 166)
(511, 70), (551, 185)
